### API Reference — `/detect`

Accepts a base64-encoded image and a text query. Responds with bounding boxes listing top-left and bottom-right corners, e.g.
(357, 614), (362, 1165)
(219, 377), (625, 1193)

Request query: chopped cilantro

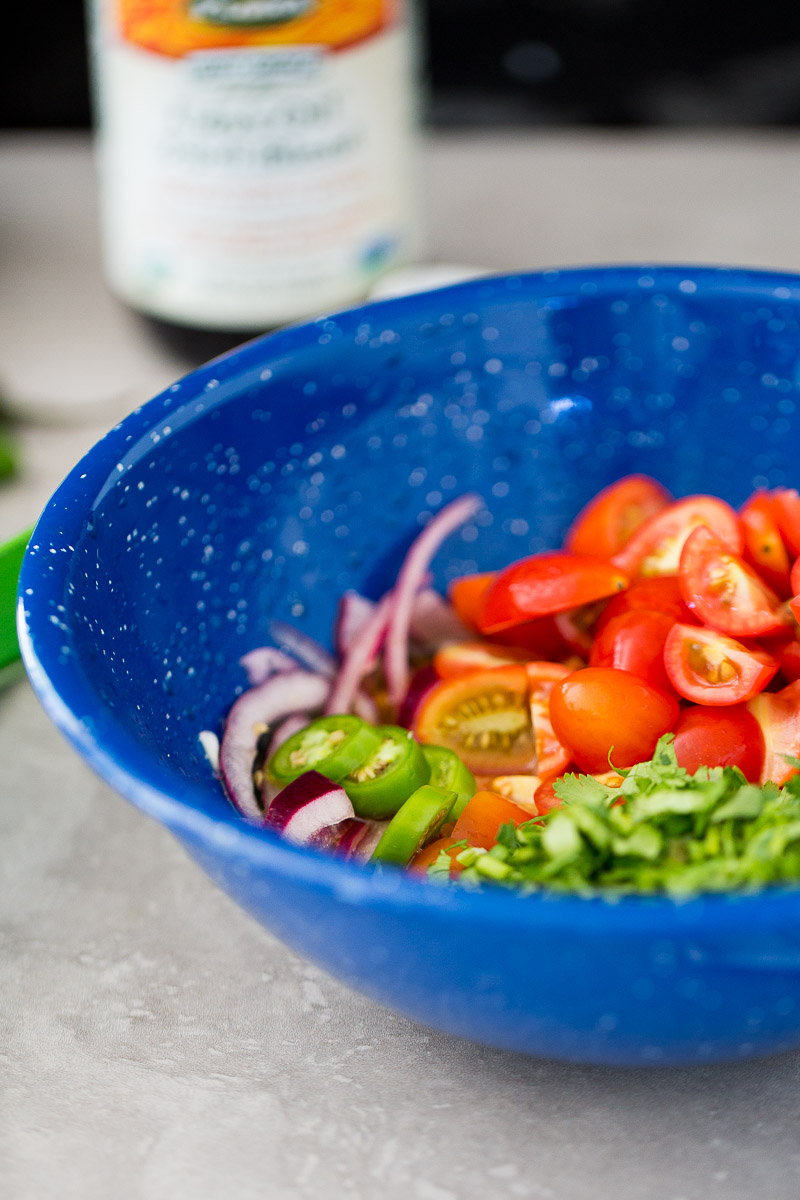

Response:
(433, 735), (800, 897)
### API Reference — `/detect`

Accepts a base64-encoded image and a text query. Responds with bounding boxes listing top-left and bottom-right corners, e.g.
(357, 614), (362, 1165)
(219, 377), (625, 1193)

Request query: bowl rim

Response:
(19, 262), (800, 936)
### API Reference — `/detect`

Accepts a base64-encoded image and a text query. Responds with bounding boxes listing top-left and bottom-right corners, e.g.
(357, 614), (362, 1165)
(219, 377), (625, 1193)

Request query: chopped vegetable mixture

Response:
(209, 476), (800, 896)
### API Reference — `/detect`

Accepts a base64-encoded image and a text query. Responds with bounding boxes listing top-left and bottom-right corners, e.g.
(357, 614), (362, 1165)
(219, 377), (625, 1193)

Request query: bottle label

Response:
(93, 0), (418, 328)
(118, 0), (391, 55)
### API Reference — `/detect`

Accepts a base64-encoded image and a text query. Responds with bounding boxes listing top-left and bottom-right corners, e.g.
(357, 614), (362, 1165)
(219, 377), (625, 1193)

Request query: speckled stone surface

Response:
(6, 132), (800, 1198)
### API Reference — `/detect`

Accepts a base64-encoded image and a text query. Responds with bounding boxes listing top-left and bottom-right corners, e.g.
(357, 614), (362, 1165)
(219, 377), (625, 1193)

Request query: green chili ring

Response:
(371, 784), (456, 866)
(267, 714), (382, 786)
(344, 725), (431, 819)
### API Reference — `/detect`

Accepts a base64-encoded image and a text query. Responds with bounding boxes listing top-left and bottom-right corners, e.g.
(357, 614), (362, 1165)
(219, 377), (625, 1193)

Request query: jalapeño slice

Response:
(343, 725), (431, 820)
(421, 744), (477, 826)
(267, 714), (381, 786)
(371, 785), (456, 867)
(421, 744), (477, 797)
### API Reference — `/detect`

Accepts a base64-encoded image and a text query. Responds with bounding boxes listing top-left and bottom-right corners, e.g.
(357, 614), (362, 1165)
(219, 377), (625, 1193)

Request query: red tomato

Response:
(565, 474), (673, 558)
(671, 704), (764, 781)
(478, 554), (629, 634)
(740, 491), (792, 597)
(414, 665), (536, 775)
(525, 662), (572, 778)
(488, 615), (572, 659)
(679, 525), (790, 638)
(448, 572), (495, 629)
(663, 623), (779, 706)
(548, 667), (679, 773)
(773, 489), (800, 559)
(533, 778), (562, 813)
(779, 638), (800, 683)
(612, 495), (743, 577)
(589, 608), (674, 693)
(792, 557), (800, 598)
(433, 641), (533, 680)
(553, 600), (608, 656)
(408, 837), (463, 877)
(747, 680), (800, 785)
(451, 790), (529, 847)
(594, 576), (694, 636)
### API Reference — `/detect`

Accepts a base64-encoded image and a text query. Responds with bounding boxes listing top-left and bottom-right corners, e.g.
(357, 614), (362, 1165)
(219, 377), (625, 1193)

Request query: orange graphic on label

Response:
(118, 0), (393, 56)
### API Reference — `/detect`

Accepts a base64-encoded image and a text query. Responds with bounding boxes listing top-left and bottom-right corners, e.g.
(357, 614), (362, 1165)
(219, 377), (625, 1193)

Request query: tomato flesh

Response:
(448, 572), (496, 629)
(478, 554), (629, 634)
(589, 608), (675, 694)
(773, 489), (800, 559)
(525, 662), (572, 778)
(779, 638), (800, 684)
(548, 666), (679, 773)
(413, 665), (537, 775)
(747, 680), (800, 786)
(740, 491), (792, 597)
(679, 524), (790, 638)
(671, 704), (764, 781)
(566, 474), (672, 558)
(612, 495), (743, 577)
(408, 837), (463, 877)
(433, 640), (533, 680)
(663, 622), (779, 706)
(594, 575), (694, 636)
(451, 790), (530, 847)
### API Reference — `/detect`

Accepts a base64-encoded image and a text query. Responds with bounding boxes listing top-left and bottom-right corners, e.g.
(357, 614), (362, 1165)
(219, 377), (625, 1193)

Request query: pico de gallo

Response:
(206, 477), (800, 895)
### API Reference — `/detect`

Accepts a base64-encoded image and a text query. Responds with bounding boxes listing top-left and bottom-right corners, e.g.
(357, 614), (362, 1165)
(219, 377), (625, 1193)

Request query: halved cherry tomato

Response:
(612, 495), (743, 577)
(553, 600), (608, 656)
(566, 474), (672, 558)
(663, 623), (779, 705)
(478, 554), (629, 634)
(525, 662), (572, 778)
(740, 491), (792, 597)
(594, 575), (695, 636)
(451, 789), (529, 847)
(679, 525), (790, 638)
(489, 616), (572, 659)
(408, 837), (463, 877)
(433, 641), (533, 680)
(548, 667), (679, 773)
(413, 666), (536, 775)
(589, 608), (674, 694)
(779, 638), (800, 683)
(671, 704), (764, 781)
(792, 557), (800, 598)
(534, 769), (623, 814)
(448, 572), (495, 629)
(747, 680), (800, 785)
(773, 489), (800, 559)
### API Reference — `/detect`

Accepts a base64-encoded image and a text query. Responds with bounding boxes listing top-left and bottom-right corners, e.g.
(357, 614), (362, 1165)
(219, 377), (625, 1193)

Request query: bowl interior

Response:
(20, 266), (800, 832)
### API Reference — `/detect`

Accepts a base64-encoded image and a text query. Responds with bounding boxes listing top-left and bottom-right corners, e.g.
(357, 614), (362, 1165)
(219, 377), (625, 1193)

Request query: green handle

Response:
(0, 528), (33, 672)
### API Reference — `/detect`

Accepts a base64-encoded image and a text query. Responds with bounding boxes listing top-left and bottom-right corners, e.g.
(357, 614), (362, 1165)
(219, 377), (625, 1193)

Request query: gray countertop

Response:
(4, 131), (800, 1200)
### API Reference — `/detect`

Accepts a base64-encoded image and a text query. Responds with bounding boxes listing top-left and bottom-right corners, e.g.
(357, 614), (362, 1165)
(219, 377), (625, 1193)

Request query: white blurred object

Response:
(368, 263), (486, 300)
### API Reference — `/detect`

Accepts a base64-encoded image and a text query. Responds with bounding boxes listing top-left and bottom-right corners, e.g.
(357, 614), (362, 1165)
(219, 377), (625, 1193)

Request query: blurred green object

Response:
(0, 528), (32, 676)
(0, 426), (19, 481)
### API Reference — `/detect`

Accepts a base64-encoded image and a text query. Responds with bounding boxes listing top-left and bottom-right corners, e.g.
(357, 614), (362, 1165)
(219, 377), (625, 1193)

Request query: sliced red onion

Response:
(335, 817), (387, 862)
(325, 592), (393, 715)
(409, 588), (473, 649)
(264, 771), (354, 846)
(198, 730), (220, 774)
(396, 664), (439, 730)
(335, 591), (377, 657)
(269, 712), (312, 753)
(219, 671), (331, 820)
(384, 494), (483, 705)
(239, 646), (298, 687)
(268, 620), (337, 678)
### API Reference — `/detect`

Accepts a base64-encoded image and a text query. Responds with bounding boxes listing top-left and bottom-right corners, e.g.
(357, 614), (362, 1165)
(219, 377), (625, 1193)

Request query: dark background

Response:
(3, 0), (800, 128)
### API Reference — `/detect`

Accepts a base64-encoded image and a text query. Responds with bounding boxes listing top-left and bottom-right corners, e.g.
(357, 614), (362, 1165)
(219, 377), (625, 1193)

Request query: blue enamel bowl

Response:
(19, 266), (800, 1067)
